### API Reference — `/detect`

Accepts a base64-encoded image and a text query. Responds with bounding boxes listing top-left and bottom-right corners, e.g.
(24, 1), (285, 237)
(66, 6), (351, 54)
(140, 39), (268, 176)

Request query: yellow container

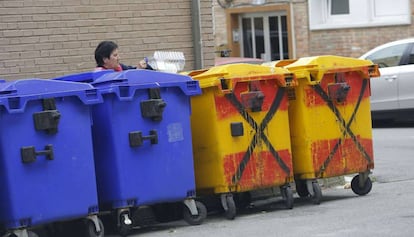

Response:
(274, 55), (380, 199)
(190, 64), (296, 195)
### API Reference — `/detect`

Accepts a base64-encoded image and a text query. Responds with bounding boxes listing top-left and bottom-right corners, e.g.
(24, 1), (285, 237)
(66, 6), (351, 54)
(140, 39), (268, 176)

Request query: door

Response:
(240, 12), (288, 61)
(363, 43), (410, 111)
(397, 44), (414, 109)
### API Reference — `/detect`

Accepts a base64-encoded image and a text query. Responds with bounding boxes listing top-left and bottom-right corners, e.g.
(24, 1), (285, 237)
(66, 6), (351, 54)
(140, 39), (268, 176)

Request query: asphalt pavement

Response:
(111, 124), (414, 237)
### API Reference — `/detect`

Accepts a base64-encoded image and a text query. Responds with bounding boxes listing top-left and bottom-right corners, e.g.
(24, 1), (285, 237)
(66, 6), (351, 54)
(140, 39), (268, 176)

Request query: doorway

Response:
(240, 12), (288, 61)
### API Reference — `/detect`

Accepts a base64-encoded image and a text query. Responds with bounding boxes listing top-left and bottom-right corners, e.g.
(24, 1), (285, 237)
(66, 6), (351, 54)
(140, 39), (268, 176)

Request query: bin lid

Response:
(277, 55), (380, 83)
(190, 63), (294, 89)
(53, 70), (113, 83)
(180, 69), (209, 77)
(0, 79), (102, 113)
(262, 59), (297, 68)
(91, 69), (201, 98)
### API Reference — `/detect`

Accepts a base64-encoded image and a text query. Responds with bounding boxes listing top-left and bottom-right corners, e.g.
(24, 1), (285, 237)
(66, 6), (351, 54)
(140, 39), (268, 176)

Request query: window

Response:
(242, 18), (253, 58)
(269, 16), (288, 60)
(309, 0), (410, 30)
(365, 43), (409, 68)
(330, 0), (349, 15)
(409, 46), (414, 65)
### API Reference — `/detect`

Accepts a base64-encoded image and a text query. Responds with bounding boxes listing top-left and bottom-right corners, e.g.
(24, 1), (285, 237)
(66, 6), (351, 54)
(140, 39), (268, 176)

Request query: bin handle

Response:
(129, 130), (158, 147)
(21, 144), (54, 164)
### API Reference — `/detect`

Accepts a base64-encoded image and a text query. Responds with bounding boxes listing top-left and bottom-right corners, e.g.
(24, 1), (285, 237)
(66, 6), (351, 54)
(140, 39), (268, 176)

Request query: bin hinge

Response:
(129, 130), (158, 147)
(140, 88), (167, 121)
(33, 98), (61, 134)
(21, 144), (54, 164)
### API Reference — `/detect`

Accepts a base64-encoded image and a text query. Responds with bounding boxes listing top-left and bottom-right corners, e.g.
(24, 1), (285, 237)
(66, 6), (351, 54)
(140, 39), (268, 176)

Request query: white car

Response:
(360, 38), (414, 121)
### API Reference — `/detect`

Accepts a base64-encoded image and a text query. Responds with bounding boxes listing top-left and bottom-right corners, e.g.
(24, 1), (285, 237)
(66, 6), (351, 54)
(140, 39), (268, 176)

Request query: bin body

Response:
(190, 64), (295, 194)
(0, 79), (101, 229)
(281, 56), (380, 180)
(90, 70), (201, 209)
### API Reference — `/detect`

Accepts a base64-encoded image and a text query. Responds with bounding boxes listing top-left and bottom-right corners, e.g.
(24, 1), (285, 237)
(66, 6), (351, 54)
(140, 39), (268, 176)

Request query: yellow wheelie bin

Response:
(269, 55), (380, 204)
(189, 64), (297, 219)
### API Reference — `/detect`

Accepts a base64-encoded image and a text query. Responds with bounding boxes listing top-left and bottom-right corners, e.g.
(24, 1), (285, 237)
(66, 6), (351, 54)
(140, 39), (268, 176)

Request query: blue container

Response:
(90, 70), (201, 209)
(53, 70), (112, 83)
(0, 79), (102, 229)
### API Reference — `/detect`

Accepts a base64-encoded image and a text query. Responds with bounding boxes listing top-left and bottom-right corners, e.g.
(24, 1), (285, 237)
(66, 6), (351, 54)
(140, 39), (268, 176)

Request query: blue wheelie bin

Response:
(0, 79), (104, 237)
(87, 69), (204, 235)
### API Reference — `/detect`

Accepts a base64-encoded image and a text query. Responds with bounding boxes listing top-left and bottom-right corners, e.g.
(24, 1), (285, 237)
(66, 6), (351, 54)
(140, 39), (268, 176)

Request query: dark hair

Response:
(94, 41), (118, 67)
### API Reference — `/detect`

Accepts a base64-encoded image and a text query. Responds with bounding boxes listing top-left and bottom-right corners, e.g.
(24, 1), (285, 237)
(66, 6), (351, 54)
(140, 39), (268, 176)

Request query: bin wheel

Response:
(4, 231), (38, 237)
(28, 231), (39, 237)
(295, 180), (309, 197)
(224, 195), (236, 220)
(310, 181), (322, 205)
(280, 185), (294, 209)
(118, 224), (131, 237)
(86, 218), (104, 237)
(183, 201), (207, 225)
(351, 175), (372, 196)
(118, 215), (132, 237)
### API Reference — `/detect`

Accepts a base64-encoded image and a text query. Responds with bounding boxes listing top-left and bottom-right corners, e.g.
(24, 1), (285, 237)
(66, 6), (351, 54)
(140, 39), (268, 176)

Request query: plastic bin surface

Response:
(280, 55), (380, 180)
(90, 70), (201, 209)
(0, 79), (102, 229)
(53, 70), (113, 83)
(190, 64), (296, 194)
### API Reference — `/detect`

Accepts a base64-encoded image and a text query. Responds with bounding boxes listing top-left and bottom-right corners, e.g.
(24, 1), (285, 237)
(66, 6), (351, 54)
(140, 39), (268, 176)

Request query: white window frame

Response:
(309, 0), (411, 30)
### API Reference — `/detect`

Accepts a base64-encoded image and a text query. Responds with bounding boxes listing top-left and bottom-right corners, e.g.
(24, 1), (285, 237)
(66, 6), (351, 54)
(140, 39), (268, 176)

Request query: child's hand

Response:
(137, 60), (148, 69)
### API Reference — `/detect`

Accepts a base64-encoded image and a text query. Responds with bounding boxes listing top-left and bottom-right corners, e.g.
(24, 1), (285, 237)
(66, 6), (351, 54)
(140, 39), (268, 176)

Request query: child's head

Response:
(94, 41), (120, 70)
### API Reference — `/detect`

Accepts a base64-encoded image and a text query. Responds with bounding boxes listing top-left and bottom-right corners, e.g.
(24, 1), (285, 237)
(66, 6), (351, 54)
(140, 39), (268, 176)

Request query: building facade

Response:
(213, 0), (414, 60)
(0, 0), (216, 80)
(2, 0), (413, 80)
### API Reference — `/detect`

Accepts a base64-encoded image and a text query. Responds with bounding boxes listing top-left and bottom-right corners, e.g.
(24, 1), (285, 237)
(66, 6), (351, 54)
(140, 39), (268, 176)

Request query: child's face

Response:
(103, 48), (120, 69)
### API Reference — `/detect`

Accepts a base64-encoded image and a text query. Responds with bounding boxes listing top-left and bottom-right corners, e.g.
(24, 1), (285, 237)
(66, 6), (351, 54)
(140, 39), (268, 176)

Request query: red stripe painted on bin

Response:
(305, 72), (370, 107)
(215, 80), (288, 120)
(311, 137), (374, 177)
(223, 149), (292, 191)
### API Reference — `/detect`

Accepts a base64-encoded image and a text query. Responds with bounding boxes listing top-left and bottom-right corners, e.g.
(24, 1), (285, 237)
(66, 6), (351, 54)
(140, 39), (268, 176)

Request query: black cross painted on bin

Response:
(225, 87), (290, 185)
(312, 79), (373, 176)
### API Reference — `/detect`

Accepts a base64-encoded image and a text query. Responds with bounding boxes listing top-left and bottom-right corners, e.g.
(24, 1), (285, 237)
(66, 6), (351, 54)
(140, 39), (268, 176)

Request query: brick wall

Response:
(291, 0), (309, 58)
(199, 0), (215, 67)
(0, 0), (215, 80)
(212, 0), (227, 49)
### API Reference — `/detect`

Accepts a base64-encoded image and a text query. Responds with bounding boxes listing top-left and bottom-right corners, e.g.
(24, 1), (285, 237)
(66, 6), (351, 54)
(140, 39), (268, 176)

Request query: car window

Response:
(365, 43), (409, 68)
(408, 45), (414, 65)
